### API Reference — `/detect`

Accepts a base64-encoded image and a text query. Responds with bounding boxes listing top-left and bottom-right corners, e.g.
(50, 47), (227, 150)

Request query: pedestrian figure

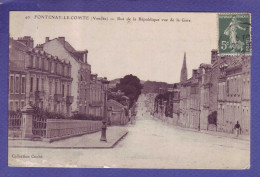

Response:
(234, 121), (241, 137)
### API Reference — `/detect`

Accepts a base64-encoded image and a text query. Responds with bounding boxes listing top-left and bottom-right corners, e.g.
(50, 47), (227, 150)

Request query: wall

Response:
(45, 119), (102, 141)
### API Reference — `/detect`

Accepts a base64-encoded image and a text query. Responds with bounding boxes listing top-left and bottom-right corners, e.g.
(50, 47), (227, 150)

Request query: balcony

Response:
(54, 94), (63, 102)
(35, 91), (45, 100)
(66, 96), (74, 105)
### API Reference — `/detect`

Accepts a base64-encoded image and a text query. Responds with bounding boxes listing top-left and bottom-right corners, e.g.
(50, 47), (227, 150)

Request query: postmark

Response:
(218, 13), (251, 55)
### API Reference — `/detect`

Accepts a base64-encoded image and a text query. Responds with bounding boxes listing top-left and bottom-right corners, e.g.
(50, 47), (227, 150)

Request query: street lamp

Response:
(100, 77), (110, 142)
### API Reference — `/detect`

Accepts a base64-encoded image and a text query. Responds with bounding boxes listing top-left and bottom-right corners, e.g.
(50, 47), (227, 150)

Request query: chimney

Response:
(45, 37), (50, 43)
(211, 50), (218, 64)
(192, 69), (198, 78)
(58, 37), (65, 46)
(83, 50), (88, 63)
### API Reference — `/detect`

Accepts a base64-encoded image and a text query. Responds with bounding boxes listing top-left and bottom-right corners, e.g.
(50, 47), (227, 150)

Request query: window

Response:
(42, 78), (45, 91)
(36, 57), (39, 68)
(39, 58), (41, 69)
(42, 58), (45, 70)
(81, 75), (83, 81)
(15, 101), (19, 111)
(67, 66), (70, 76)
(67, 84), (70, 96)
(21, 101), (25, 109)
(55, 82), (58, 94)
(9, 102), (13, 111)
(49, 61), (52, 72)
(79, 106), (82, 113)
(55, 63), (57, 74)
(21, 76), (25, 94)
(54, 104), (57, 112)
(227, 80), (229, 95)
(15, 76), (19, 93)
(36, 78), (39, 91)
(10, 76), (14, 93)
(30, 56), (34, 67)
(49, 81), (52, 95)
(30, 77), (33, 92)
(62, 84), (65, 97)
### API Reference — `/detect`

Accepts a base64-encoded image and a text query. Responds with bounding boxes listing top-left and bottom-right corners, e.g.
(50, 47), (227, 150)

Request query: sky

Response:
(10, 12), (218, 83)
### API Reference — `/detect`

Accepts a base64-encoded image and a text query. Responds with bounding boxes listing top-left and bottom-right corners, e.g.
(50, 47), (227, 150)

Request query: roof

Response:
(37, 37), (88, 63)
(226, 55), (243, 71)
(9, 38), (30, 51)
(107, 99), (125, 110)
(199, 63), (212, 69)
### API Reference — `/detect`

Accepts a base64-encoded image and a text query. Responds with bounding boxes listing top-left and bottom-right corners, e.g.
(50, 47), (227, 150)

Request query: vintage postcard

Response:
(8, 11), (251, 169)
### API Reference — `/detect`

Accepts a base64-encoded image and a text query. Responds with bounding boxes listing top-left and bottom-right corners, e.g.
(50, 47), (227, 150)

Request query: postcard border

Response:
(1, 1), (260, 177)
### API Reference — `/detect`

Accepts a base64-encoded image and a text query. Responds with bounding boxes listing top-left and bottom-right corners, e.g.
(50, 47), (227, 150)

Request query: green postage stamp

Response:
(218, 13), (251, 55)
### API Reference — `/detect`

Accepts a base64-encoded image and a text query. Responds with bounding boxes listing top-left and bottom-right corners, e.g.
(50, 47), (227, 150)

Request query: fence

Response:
(8, 113), (22, 129)
(8, 105), (102, 142)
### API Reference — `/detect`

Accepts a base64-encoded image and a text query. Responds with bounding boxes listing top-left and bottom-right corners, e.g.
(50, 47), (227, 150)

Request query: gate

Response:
(32, 114), (47, 138)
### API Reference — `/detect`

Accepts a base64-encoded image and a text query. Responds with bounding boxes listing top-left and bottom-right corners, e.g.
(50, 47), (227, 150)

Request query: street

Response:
(9, 95), (250, 169)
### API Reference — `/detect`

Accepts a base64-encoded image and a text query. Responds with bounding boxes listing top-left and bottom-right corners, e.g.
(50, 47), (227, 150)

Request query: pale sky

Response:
(10, 12), (218, 83)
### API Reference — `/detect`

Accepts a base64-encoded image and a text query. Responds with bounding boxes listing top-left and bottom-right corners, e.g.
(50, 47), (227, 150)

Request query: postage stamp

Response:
(218, 13), (251, 55)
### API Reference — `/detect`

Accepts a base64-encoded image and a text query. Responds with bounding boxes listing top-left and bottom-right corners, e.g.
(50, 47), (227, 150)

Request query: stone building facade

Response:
(172, 50), (250, 135)
(217, 55), (250, 134)
(179, 54), (201, 129)
(36, 37), (105, 117)
(9, 37), (73, 116)
(198, 63), (212, 130)
(172, 83), (180, 122)
(88, 74), (104, 117)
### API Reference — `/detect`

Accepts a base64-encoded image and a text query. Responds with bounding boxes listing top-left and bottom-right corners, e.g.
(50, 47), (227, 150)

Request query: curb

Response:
(111, 131), (128, 148)
(8, 131), (129, 149)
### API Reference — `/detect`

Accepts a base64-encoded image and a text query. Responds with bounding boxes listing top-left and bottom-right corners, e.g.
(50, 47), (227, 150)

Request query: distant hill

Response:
(109, 78), (121, 88)
(142, 80), (173, 94)
(110, 78), (173, 94)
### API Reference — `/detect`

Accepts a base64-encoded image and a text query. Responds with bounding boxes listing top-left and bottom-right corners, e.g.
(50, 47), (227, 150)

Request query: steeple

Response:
(180, 52), (187, 83)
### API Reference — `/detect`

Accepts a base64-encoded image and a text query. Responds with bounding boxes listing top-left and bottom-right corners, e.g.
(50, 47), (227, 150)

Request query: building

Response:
(176, 50), (250, 134)
(217, 55), (250, 134)
(107, 99), (128, 125)
(198, 63), (212, 130)
(36, 37), (104, 116)
(179, 53), (189, 127)
(9, 37), (73, 115)
(179, 51), (217, 130)
(172, 83), (180, 122)
(88, 75), (104, 117)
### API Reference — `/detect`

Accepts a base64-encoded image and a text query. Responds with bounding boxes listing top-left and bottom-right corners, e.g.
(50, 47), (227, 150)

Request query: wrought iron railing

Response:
(8, 113), (22, 129)
(32, 114), (47, 137)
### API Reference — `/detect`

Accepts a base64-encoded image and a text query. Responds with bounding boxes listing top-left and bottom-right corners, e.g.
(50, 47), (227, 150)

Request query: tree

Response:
(115, 74), (143, 107)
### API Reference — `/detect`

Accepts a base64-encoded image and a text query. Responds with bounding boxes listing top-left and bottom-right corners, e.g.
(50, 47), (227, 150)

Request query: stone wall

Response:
(45, 119), (102, 142)
(109, 111), (128, 126)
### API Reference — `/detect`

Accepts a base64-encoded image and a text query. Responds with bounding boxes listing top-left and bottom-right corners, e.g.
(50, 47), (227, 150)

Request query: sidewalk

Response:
(199, 129), (250, 141)
(8, 126), (128, 149)
(154, 116), (250, 141)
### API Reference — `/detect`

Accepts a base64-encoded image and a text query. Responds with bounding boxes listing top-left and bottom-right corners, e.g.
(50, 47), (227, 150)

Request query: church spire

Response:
(180, 52), (187, 83)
